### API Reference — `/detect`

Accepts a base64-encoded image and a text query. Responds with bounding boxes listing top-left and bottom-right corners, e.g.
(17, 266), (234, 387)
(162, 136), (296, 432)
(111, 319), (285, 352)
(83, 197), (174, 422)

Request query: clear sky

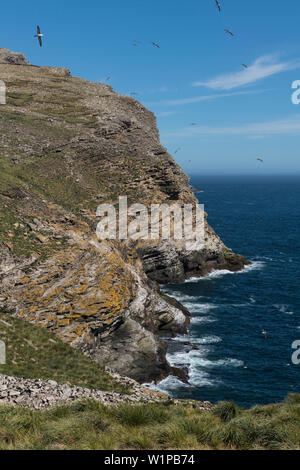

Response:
(1, 0), (300, 174)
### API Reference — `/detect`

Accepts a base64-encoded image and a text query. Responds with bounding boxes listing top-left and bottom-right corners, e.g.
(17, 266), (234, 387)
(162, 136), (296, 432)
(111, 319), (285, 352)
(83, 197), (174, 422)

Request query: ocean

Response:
(153, 175), (300, 408)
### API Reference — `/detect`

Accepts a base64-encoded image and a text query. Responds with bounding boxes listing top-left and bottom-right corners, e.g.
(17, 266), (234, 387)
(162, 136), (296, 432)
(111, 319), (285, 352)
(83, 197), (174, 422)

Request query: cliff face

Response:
(0, 52), (248, 382)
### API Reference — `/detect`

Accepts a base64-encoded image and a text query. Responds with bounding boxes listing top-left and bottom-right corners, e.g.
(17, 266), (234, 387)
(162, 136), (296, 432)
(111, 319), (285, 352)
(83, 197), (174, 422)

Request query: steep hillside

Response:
(0, 50), (248, 383)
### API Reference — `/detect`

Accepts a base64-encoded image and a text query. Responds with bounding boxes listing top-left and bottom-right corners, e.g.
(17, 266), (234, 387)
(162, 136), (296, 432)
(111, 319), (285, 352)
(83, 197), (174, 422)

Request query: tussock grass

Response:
(214, 401), (238, 422)
(0, 397), (300, 450)
(110, 403), (169, 426)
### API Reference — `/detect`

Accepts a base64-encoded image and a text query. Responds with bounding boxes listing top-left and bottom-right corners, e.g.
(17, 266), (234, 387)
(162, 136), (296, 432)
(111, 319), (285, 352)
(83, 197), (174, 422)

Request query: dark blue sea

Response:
(154, 175), (300, 408)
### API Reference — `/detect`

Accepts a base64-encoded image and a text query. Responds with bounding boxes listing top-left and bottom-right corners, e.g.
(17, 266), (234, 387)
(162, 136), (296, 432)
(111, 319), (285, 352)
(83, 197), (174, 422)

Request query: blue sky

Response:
(1, 0), (300, 174)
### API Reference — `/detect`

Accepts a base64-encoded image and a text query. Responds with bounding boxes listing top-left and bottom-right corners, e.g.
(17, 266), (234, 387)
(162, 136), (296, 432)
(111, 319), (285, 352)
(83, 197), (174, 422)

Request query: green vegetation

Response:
(6, 92), (33, 107)
(0, 312), (128, 394)
(0, 148), (89, 258)
(0, 398), (300, 450)
(0, 109), (71, 136)
(213, 401), (238, 422)
(0, 201), (68, 259)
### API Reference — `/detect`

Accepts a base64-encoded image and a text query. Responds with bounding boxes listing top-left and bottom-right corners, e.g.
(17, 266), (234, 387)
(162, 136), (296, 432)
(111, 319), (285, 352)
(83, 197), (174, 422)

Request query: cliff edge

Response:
(0, 51), (249, 383)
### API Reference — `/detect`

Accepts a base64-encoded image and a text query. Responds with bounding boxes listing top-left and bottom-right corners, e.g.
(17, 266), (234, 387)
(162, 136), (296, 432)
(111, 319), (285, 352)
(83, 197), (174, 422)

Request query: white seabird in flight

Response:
(34, 25), (44, 47)
(262, 329), (267, 339)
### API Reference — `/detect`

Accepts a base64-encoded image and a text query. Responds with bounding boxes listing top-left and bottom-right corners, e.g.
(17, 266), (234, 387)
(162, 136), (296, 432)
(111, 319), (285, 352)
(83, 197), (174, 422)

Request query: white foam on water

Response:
(162, 291), (200, 303)
(145, 338), (243, 394)
(273, 304), (294, 315)
(170, 334), (190, 343)
(188, 368), (218, 387)
(168, 349), (242, 389)
(190, 316), (217, 324)
(172, 334), (222, 346)
(168, 348), (243, 370)
(232, 303), (253, 307)
(192, 335), (222, 345)
(184, 302), (217, 313)
(185, 260), (266, 283)
(167, 350), (222, 388)
(242, 260), (266, 273)
(192, 357), (244, 369)
(167, 348), (209, 367)
(142, 376), (189, 396)
(172, 349), (240, 367)
(205, 269), (236, 279)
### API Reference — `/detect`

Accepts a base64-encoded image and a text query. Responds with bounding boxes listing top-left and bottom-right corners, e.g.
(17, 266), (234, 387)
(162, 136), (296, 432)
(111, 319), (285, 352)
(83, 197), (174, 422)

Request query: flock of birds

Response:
(215, 1), (263, 163)
(128, 1), (265, 164)
(33, 2), (265, 165)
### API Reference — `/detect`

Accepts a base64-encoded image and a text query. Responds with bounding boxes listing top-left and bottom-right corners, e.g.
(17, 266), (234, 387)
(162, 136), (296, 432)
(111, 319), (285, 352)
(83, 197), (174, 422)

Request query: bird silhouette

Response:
(34, 25), (44, 47)
(242, 64), (248, 68)
(152, 42), (160, 48)
(225, 29), (234, 36)
(174, 148), (181, 154)
(257, 158), (264, 163)
(215, 0), (221, 12)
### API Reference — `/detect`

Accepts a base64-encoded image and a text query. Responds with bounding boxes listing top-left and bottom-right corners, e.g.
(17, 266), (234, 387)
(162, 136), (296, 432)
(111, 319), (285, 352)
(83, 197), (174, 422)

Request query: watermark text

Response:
(96, 196), (205, 251)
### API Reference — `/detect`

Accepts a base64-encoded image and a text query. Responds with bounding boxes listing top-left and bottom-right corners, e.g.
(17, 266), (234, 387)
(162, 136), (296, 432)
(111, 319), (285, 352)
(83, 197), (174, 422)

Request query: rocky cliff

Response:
(0, 50), (248, 383)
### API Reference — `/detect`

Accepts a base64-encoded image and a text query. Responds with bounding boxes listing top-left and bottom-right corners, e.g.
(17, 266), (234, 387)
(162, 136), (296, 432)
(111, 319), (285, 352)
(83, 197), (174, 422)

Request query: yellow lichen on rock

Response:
(14, 242), (137, 343)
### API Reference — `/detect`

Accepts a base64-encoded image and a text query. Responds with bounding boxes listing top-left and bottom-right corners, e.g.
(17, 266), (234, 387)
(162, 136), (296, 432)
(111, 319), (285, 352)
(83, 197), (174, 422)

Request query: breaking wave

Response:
(186, 260), (266, 283)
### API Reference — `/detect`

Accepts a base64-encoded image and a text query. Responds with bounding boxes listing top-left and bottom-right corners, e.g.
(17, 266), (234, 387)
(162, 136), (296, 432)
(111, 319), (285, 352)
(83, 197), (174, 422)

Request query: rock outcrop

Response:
(0, 50), (249, 383)
(0, 48), (29, 65)
(0, 373), (165, 409)
(0, 373), (214, 411)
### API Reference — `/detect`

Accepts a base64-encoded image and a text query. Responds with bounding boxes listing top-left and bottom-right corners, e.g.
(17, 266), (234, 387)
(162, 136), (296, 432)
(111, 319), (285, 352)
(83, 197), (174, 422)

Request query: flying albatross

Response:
(34, 25), (44, 47)
(152, 42), (160, 48)
(242, 64), (248, 68)
(257, 158), (264, 163)
(215, 0), (221, 12)
(224, 29), (234, 36)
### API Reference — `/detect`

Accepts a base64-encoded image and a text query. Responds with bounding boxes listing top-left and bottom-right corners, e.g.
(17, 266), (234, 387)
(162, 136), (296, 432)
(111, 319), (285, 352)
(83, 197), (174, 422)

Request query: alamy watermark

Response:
(96, 196), (205, 251)
(0, 340), (5, 365)
(0, 80), (6, 105)
(292, 340), (300, 365)
(291, 80), (300, 105)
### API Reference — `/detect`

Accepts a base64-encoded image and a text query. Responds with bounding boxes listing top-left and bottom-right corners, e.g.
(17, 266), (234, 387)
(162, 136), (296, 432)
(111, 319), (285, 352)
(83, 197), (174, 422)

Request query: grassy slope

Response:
(0, 312), (128, 394)
(1, 307), (299, 450)
(0, 397), (300, 450)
